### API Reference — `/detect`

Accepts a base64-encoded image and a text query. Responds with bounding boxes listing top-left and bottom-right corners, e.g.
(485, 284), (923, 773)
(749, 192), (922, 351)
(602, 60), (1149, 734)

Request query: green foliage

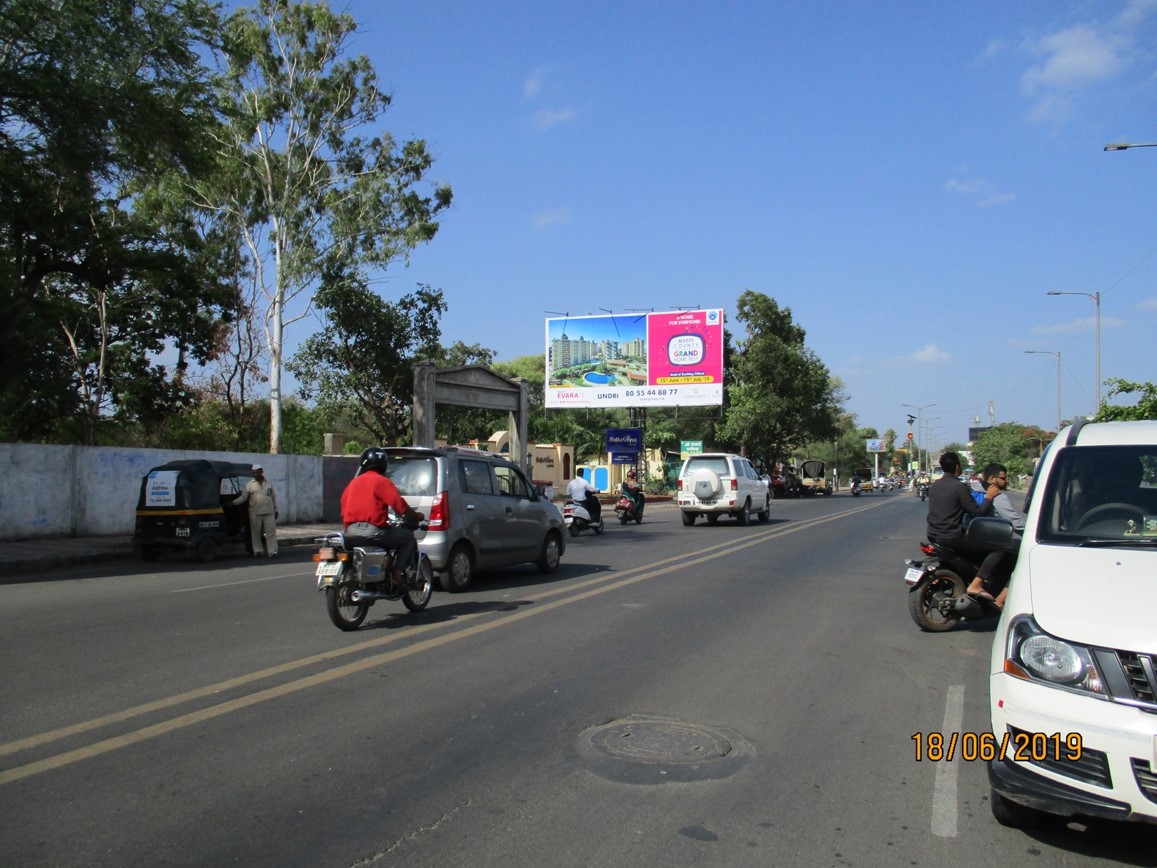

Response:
(970, 423), (1043, 479)
(717, 290), (840, 469)
(0, 0), (233, 443)
(1095, 378), (1157, 422)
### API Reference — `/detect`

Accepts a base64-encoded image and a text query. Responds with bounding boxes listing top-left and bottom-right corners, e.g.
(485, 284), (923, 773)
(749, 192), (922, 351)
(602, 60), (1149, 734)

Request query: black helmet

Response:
(358, 446), (388, 475)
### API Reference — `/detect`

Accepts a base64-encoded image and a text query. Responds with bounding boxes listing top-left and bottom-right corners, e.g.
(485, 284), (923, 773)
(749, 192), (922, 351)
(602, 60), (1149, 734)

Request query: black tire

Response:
(536, 532), (562, 574)
(634, 512), (642, 525)
(735, 500), (750, 526)
(757, 499), (770, 522)
(326, 584), (369, 631)
(619, 513), (629, 525)
(681, 511), (696, 526)
(568, 523), (581, 538)
(706, 514), (719, 524)
(907, 569), (964, 632)
(402, 557), (433, 612)
(593, 519), (604, 535)
(140, 546), (161, 562)
(852, 489), (861, 497)
(990, 788), (1051, 828)
(441, 543), (475, 593)
(196, 537), (217, 563)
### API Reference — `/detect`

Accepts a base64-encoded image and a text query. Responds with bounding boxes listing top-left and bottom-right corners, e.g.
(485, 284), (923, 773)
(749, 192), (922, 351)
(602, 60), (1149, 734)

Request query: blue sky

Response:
(298, 1), (1157, 447)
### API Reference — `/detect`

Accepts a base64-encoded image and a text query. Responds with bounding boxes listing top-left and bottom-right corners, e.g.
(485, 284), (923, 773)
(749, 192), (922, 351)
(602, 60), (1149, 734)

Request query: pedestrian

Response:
(233, 464), (278, 557)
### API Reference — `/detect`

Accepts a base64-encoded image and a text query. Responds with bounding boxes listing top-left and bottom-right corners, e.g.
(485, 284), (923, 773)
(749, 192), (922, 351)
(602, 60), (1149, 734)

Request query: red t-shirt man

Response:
(340, 462), (422, 586)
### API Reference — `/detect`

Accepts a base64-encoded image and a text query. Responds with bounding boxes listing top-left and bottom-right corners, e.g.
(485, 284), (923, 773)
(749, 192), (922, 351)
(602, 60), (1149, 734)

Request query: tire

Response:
(990, 788), (1052, 829)
(536, 532), (562, 574)
(441, 543), (475, 593)
(907, 569), (964, 632)
(593, 519), (604, 535)
(140, 546), (161, 562)
(681, 511), (696, 526)
(735, 499), (750, 526)
(195, 537), (217, 563)
(326, 584), (369, 631)
(402, 556), (433, 612)
(569, 523), (581, 538)
(634, 512), (642, 525)
(619, 514), (630, 525)
(706, 514), (719, 524)
(757, 498), (770, 522)
(852, 489), (861, 497)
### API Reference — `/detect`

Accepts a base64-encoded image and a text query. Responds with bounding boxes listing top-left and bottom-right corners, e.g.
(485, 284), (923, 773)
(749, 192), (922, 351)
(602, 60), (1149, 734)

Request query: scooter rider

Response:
(621, 469), (645, 517)
(566, 473), (602, 525)
(341, 447), (424, 587)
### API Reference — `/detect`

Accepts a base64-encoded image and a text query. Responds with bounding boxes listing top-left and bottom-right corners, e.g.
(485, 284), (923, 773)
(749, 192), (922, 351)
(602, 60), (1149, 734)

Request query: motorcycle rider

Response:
(566, 473), (602, 526)
(964, 462), (1025, 609)
(340, 447), (425, 587)
(621, 469), (645, 518)
(926, 451), (999, 559)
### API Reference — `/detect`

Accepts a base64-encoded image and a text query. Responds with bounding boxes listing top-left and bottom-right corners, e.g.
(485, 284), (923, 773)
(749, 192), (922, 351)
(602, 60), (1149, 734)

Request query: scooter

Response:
(917, 481), (929, 501)
(614, 494), (644, 525)
(562, 498), (605, 537)
(903, 541), (1001, 632)
(313, 516), (433, 631)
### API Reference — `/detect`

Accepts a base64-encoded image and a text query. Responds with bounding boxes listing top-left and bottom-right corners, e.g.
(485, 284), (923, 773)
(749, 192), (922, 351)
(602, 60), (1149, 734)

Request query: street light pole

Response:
(1026, 350), (1062, 430)
(902, 403), (936, 472)
(1046, 290), (1100, 413)
(1104, 142), (1157, 150)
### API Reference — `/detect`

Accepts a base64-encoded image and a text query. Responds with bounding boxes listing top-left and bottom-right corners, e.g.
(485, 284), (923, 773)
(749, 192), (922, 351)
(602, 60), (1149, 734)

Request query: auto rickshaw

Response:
(851, 467), (874, 496)
(134, 459), (255, 562)
(798, 459), (832, 495)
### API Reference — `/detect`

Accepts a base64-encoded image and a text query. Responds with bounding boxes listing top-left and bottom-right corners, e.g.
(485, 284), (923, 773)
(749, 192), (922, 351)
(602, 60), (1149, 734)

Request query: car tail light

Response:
(730, 478), (738, 490)
(427, 491), (448, 530)
(677, 479), (683, 490)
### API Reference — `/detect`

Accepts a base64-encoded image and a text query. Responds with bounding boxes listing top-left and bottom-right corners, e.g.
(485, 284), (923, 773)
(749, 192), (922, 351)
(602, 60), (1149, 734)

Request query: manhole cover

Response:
(576, 716), (752, 784)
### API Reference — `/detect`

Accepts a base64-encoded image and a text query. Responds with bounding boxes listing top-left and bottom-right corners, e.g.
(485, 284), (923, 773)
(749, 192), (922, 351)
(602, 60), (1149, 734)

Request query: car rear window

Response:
(685, 457), (731, 477)
(386, 457), (439, 497)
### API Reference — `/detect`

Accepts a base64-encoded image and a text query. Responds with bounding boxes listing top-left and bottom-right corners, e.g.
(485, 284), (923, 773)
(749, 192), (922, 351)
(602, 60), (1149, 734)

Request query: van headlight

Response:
(1003, 616), (1108, 698)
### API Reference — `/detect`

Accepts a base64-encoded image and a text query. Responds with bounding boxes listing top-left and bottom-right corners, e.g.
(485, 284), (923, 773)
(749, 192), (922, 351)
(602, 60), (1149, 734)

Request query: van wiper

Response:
(1077, 537), (1157, 548)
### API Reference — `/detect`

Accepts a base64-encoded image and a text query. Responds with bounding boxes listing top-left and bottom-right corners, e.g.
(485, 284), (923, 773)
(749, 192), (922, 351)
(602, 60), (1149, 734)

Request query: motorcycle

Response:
(614, 493), (644, 525)
(917, 482), (929, 501)
(313, 516), (433, 631)
(562, 498), (605, 537)
(851, 478), (863, 497)
(903, 541), (1000, 632)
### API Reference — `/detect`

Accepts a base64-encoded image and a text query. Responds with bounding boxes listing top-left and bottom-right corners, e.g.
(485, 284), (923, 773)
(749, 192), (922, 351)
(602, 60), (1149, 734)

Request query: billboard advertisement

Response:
(545, 310), (724, 408)
(866, 439), (887, 453)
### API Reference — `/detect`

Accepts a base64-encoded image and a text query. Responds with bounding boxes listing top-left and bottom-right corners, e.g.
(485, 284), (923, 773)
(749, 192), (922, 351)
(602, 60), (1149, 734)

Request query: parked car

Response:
(798, 459), (832, 495)
(677, 453), (771, 526)
(972, 419), (1157, 828)
(382, 446), (565, 592)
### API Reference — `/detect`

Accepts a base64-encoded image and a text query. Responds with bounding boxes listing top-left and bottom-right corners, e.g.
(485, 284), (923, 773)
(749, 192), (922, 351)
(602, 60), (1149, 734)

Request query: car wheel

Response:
(757, 499), (770, 522)
(990, 788), (1052, 828)
(140, 545), (161, 562)
(195, 537), (217, 563)
(735, 499), (750, 526)
(681, 511), (696, 527)
(536, 532), (562, 574)
(441, 543), (474, 593)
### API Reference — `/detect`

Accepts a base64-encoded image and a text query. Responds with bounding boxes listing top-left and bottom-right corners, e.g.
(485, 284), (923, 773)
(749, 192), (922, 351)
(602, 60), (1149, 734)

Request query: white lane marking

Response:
(931, 684), (964, 837)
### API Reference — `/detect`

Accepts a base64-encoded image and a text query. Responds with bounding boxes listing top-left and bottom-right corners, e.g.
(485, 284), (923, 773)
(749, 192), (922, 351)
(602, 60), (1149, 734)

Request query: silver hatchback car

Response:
(384, 446), (566, 592)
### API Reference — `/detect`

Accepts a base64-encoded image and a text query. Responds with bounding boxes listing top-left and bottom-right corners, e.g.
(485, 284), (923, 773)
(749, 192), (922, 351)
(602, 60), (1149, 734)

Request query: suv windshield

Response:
(1039, 445), (1157, 544)
(684, 456), (731, 477)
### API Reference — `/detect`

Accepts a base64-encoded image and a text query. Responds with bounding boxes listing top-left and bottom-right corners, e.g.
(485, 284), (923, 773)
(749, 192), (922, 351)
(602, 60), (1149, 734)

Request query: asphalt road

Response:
(1, 491), (1153, 866)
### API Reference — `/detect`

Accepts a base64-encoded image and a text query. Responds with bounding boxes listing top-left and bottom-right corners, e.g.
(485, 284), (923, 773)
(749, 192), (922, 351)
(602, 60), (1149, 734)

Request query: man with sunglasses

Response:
(963, 462), (1025, 609)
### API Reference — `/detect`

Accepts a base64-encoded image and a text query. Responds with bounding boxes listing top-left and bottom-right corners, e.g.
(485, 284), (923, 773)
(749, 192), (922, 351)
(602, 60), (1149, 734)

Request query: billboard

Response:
(545, 309), (724, 408)
(866, 439), (887, 453)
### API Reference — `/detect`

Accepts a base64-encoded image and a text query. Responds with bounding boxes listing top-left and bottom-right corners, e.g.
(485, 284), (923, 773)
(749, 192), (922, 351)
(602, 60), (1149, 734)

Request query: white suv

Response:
(972, 419), (1157, 828)
(677, 453), (770, 526)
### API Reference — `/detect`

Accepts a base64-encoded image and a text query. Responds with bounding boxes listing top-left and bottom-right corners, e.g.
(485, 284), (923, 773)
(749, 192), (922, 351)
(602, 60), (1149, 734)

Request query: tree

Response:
(287, 282), (446, 445)
(717, 290), (840, 467)
(1095, 378), (1157, 422)
(970, 423), (1037, 479)
(212, 0), (452, 453)
(0, 0), (233, 442)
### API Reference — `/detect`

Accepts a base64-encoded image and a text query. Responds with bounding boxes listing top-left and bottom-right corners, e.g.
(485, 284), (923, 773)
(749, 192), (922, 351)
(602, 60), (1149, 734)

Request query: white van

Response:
(973, 420), (1157, 827)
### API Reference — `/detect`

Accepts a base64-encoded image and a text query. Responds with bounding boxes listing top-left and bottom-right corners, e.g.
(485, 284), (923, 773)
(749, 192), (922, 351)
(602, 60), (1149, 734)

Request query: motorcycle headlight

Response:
(1004, 616), (1108, 698)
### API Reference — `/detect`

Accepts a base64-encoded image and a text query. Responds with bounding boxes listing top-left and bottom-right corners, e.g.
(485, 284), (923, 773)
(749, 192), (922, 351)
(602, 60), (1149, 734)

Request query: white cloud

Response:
(1032, 315), (1126, 336)
(1139, 297), (1157, 311)
(531, 208), (571, 232)
(523, 67), (548, 100)
(532, 107), (576, 130)
(944, 174), (1016, 208)
(890, 344), (951, 368)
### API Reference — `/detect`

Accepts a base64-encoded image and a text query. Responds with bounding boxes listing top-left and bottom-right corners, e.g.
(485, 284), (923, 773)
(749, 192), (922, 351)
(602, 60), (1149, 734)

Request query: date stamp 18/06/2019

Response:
(912, 731), (1082, 763)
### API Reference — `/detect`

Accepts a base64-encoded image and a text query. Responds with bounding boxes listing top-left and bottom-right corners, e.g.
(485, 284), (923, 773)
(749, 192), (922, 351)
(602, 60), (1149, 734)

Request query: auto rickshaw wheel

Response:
(140, 546), (161, 562)
(196, 538), (217, 563)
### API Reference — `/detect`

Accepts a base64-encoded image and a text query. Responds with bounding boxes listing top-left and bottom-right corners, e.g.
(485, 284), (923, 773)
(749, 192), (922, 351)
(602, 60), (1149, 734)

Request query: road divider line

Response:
(0, 499), (893, 780)
(932, 685), (964, 837)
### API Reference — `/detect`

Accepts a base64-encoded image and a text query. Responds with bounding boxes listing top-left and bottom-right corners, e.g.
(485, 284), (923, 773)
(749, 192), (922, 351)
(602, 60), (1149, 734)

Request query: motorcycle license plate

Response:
(316, 562), (343, 586)
(904, 567), (924, 585)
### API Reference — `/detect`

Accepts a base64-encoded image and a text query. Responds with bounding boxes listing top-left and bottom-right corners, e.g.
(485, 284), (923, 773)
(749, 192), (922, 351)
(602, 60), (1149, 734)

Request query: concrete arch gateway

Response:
(411, 363), (529, 470)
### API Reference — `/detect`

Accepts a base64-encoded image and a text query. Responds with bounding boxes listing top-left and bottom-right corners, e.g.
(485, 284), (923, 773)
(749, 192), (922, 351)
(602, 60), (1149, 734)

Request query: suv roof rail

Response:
(1064, 417), (1091, 447)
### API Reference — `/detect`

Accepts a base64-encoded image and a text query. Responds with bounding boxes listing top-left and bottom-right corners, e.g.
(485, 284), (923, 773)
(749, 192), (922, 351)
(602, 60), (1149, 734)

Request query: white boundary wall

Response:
(0, 444), (325, 540)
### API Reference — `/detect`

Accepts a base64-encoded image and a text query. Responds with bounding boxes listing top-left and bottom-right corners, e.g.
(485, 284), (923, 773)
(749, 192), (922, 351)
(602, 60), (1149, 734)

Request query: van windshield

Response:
(1039, 446), (1157, 545)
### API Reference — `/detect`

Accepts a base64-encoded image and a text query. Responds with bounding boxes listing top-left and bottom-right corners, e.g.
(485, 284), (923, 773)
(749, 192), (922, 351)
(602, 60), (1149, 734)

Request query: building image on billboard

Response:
(545, 310), (724, 409)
